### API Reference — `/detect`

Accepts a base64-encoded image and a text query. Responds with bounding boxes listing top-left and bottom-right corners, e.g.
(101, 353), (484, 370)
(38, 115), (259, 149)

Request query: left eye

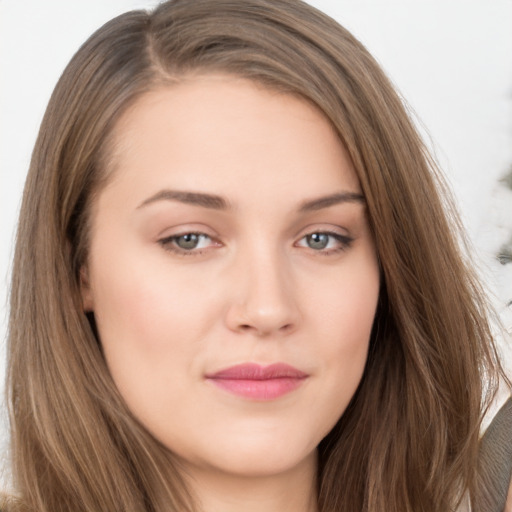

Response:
(160, 233), (213, 252)
(297, 232), (352, 251)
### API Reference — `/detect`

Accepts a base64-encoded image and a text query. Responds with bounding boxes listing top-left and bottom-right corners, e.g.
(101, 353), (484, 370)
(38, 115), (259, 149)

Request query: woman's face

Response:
(82, 75), (380, 481)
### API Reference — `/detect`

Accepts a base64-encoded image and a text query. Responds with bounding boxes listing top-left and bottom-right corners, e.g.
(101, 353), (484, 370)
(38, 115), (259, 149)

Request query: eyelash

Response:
(296, 232), (353, 255)
(158, 233), (217, 256)
(158, 230), (353, 256)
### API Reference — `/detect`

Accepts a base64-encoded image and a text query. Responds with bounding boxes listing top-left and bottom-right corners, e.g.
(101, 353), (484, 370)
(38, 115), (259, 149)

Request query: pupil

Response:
(308, 233), (328, 250)
(177, 233), (199, 249)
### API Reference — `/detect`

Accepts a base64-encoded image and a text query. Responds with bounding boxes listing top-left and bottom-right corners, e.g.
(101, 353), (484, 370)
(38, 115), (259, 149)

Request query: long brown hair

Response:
(5, 1), (505, 510)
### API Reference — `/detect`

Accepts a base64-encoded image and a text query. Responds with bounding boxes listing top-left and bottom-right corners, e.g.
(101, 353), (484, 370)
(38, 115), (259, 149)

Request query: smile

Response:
(205, 363), (309, 400)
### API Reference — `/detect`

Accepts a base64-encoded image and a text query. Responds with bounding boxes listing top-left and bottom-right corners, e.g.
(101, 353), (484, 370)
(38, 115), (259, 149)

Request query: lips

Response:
(205, 363), (308, 400)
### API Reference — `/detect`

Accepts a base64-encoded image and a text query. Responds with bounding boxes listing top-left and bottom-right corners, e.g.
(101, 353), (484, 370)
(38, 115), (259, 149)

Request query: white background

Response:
(1, 0), (512, 468)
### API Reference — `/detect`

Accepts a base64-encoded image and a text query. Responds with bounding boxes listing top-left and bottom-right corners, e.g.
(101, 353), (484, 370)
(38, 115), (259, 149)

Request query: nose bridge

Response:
(226, 236), (299, 336)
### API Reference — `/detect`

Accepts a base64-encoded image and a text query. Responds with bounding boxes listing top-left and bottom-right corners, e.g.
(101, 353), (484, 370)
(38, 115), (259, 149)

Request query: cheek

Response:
(314, 252), (379, 343)
(88, 261), (216, 437)
(90, 246), (212, 343)
(87, 245), (220, 396)
(310, 255), (379, 407)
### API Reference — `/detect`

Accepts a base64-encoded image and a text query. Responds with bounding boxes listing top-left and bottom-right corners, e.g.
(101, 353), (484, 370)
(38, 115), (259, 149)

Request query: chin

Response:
(180, 435), (319, 479)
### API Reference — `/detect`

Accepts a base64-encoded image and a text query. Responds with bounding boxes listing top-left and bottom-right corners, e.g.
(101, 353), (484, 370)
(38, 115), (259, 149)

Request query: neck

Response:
(182, 452), (318, 512)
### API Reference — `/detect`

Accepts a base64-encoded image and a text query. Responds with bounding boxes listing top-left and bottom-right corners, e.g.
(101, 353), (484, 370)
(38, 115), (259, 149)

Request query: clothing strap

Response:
(477, 396), (512, 512)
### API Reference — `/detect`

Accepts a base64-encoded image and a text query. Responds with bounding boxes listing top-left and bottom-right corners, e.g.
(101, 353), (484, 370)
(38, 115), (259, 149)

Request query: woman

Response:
(4, 0), (510, 510)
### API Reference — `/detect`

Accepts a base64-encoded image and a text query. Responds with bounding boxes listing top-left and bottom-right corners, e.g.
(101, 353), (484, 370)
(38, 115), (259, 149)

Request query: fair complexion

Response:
(82, 75), (380, 512)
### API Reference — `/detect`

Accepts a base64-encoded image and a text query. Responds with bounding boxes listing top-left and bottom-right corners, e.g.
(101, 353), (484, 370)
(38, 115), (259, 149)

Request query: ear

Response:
(80, 266), (94, 312)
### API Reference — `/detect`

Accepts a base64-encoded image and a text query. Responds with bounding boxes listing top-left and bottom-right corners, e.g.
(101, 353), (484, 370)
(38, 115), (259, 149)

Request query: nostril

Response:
(236, 322), (295, 336)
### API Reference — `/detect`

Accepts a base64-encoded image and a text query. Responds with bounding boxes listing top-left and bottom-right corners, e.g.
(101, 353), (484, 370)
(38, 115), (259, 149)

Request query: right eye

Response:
(158, 232), (216, 254)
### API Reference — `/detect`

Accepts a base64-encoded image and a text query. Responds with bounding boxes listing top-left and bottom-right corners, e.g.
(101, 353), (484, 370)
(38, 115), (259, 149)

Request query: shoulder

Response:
(478, 396), (512, 512)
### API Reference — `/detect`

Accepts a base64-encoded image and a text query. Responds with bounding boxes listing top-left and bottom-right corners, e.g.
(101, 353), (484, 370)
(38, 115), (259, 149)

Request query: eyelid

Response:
(158, 230), (222, 256)
(294, 227), (354, 254)
(156, 224), (354, 257)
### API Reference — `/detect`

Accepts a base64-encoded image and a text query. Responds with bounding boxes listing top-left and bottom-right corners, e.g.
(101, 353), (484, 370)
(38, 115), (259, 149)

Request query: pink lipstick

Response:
(206, 363), (308, 400)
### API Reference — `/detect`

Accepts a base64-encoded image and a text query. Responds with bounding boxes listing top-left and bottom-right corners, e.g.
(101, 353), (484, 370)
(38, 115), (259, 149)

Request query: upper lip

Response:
(206, 363), (309, 380)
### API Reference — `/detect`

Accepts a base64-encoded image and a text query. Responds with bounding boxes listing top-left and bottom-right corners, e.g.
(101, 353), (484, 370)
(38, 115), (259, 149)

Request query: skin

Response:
(82, 75), (380, 512)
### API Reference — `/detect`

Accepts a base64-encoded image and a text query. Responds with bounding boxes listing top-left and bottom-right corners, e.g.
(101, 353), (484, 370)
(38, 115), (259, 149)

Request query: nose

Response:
(224, 246), (300, 337)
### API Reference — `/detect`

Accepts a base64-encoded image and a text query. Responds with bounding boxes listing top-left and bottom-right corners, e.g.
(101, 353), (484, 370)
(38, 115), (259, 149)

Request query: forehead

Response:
(101, 74), (360, 208)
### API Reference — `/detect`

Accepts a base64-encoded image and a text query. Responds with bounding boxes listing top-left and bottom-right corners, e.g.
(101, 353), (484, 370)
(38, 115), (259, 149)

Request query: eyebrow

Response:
(137, 189), (365, 212)
(137, 190), (229, 210)
(298, 191), (365, 212)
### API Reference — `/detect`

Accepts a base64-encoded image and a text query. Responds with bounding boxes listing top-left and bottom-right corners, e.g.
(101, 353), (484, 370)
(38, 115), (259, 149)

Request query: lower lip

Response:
(208, 377), (306, 400)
